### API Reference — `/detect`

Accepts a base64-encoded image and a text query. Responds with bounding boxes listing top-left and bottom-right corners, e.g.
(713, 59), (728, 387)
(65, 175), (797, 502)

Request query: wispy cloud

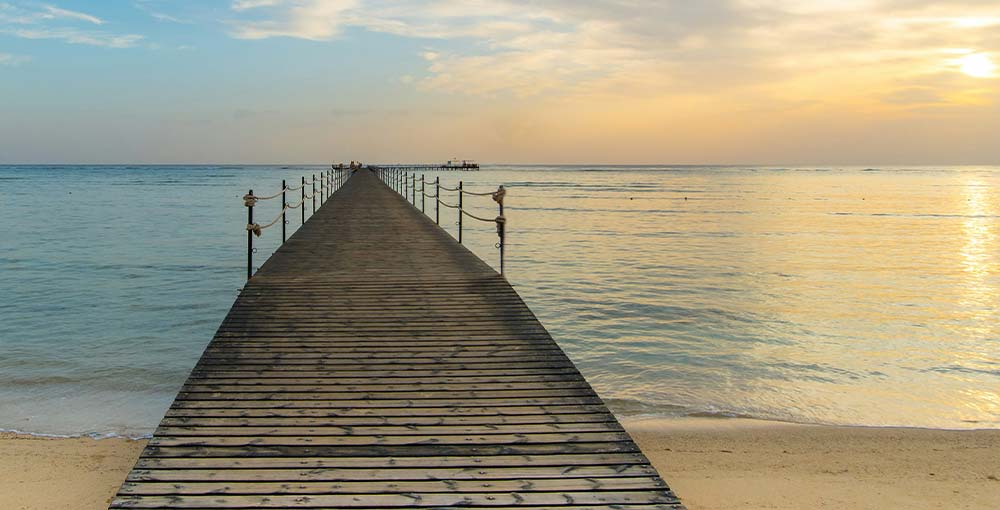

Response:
(1, 2), (143, 48)
(0, 51), (30, 65)
(42, 5), (103, 25)
(7, 28), (143, 48)
(133, 0), (190, 24)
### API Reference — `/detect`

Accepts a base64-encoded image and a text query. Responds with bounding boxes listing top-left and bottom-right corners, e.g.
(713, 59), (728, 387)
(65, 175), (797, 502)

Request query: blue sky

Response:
(2, 1), (999, 164)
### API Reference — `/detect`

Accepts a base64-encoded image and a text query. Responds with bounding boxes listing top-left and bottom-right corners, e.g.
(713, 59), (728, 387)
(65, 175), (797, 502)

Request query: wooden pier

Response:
(111, 169), (682, 509)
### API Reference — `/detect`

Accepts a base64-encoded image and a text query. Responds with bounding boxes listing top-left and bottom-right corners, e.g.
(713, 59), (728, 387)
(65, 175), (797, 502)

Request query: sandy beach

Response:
(2, 419), (997, 510)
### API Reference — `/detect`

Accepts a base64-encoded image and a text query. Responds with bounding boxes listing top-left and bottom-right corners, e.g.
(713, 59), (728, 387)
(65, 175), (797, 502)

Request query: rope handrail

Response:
(462, 209), (501, 223)
(286, 183), (304, 191)
(247, 204), (289, 236)
(439, 201), (460, 209)
(286, 197), (306, 209)
(423, 191), (435, 198)
(439, 185), (460, 191)
(462, 189), (496, 196)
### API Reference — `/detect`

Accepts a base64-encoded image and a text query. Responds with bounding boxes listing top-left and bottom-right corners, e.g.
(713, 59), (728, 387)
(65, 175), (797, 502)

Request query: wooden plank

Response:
(135, 452), (651, 469)
(140, 442), (640, 458)
(149, 431), (632, 447)
(118, 476), (668, 495)
(127, 464), (658, 482)
(111, 491), (680, 508)
(163, 404), (612, 418)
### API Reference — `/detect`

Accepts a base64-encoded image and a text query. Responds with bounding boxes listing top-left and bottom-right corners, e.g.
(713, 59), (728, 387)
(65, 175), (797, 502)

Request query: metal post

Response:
(281, 179), (287, 244)
(246, 189), (253, 280)
(421, 175), (425, 213)
(435, 177), (440, 225)
(312, 174), (316, 214)
(411, 174), (416, 205)
(498, 196), (505, 275)
(301, 176), (306, 225)
(458, 181), (463, 244)
(320, 172), (324, 207)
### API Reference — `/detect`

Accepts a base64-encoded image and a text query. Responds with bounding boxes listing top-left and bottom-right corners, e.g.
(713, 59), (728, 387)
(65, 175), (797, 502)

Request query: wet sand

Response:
(2, 419), (998, 509)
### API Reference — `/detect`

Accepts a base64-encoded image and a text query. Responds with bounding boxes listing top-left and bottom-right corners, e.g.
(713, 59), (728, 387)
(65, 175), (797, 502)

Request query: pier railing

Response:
(372, 167), (506, 275)
(242, 168), (352, 279)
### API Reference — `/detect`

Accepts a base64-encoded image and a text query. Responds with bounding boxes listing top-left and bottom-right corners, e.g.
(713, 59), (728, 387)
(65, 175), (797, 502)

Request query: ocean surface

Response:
(1, 165), (998, 437)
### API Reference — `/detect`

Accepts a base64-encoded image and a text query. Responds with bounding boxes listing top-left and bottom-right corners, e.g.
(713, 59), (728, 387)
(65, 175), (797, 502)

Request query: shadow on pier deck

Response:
(111, 169), (683, 509)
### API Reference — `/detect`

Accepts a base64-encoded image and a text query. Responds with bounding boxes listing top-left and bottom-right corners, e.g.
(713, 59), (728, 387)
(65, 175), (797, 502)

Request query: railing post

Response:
(320, 172), (324, 207)
(458, 181), (463, 244)
(496, 186), (505, 276)
(246, 189), (254, 280)
(411, 174), (416, 205)
(301, 176), (306, 225)
(421, 175), (425, 213)
(281, 180), (287, 244)
(435, 177), (440, 225)
(312, 174), (316, 214)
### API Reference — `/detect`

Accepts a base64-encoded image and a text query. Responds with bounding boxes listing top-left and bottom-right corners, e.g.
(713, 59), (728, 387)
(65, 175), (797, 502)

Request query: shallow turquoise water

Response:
(1, 165), (998, 436)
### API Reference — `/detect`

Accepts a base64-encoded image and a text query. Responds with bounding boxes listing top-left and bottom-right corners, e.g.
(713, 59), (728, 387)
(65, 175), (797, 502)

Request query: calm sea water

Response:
(1, 165), (998, 436)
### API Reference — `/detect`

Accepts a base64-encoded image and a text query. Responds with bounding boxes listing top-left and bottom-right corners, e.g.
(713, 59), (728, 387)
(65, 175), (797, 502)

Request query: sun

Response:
(958, 53), (997, 78)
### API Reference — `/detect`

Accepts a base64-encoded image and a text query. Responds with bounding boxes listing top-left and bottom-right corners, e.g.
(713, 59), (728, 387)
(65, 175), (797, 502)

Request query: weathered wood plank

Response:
(118, 477), (668, 495)
(111, 490), (680, 508)
(127, 464), (658, 482)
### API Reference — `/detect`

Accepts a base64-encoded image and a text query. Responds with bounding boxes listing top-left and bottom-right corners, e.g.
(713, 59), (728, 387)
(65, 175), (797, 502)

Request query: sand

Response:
(1, 419), (998, 510)
(625, 417), (1000, 510)
(0, 432), (146, 510)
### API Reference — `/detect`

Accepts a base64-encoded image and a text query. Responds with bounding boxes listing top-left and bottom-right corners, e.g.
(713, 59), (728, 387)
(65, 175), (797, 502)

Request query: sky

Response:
(1, 1), (999, 164)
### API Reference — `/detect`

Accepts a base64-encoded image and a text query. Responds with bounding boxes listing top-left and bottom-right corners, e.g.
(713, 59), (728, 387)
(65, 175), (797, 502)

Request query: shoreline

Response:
(6, 411), (997, 441)
(2, 418), (998, 509)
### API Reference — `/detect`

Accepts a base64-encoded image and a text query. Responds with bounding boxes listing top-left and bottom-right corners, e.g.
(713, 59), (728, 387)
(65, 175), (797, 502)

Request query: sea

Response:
(1, 165), (998, 438)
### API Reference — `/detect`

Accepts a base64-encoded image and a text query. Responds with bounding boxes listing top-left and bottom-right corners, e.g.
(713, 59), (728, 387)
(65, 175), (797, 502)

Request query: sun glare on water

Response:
(958, 53), (997, 78)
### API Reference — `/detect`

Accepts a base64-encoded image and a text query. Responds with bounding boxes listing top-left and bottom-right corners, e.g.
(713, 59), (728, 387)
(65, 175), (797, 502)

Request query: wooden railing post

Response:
(435, 177), (440, 225)
(301, 176), (306, 225)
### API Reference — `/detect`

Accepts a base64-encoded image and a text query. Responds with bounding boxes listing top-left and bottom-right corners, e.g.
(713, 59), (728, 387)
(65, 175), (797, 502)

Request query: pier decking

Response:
(111, 169), (682, 509)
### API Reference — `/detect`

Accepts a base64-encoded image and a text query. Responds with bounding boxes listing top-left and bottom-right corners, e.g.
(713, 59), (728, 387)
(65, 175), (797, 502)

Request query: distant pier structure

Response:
(343, 159), (479, 171)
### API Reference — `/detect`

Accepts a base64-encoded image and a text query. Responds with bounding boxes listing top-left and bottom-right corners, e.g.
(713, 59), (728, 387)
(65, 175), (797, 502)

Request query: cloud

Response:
(42, 5), (103, 25)
(0, 51), (30, 65)
(1, 2), (143, 48)
(228, 0), (358, 40)
(228, 1), (1000, 89)
(232, 0), (284, 11)
(7, 28), (143, 48)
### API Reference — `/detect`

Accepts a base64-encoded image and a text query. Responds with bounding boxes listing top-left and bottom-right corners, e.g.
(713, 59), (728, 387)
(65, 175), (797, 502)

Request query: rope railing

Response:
(372, 166), (507, 275)
(242, 166), (356, 280)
